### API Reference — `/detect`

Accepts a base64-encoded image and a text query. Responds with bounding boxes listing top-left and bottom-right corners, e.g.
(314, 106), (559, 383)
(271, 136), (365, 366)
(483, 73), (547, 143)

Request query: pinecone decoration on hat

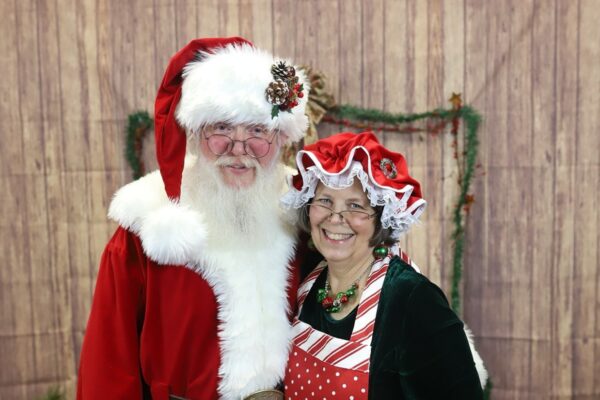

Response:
(266, 79), (290, 105)
(266, 60), (304, 117)
(271, 61), (295, 80)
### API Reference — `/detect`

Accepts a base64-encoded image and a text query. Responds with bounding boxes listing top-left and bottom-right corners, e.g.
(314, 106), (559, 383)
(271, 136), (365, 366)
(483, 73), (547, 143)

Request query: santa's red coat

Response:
(77, 166), (299, 399)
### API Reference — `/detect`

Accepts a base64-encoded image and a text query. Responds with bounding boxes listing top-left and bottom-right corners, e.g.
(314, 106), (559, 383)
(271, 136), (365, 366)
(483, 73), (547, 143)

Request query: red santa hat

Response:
(281, 132), (426, 237)
(155, 37), (309, 200)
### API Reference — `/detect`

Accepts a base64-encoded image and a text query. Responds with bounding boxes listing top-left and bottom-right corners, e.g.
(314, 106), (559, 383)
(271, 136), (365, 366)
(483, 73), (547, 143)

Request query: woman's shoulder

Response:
(384, 256), (430, 290)
(382, 256), (452, 311)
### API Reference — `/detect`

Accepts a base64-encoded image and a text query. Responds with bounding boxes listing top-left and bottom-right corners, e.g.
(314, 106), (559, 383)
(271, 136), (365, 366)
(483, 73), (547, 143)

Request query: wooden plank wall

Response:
(0, 1), (598, 399)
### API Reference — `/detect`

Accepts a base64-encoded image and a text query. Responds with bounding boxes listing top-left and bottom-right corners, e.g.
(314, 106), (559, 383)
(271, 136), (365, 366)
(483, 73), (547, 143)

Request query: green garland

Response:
(449, 106), (480, 312)
(38, 387), (63, 400)
(125, 111), (153, 180)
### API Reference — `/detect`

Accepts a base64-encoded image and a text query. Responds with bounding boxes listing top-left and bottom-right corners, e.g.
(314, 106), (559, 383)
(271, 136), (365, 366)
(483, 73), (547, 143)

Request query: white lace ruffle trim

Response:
(281, 161), (426, 238)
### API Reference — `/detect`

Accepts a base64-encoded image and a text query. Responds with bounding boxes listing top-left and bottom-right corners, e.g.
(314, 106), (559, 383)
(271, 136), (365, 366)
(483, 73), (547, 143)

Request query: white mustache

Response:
(215, 156), (259, 168)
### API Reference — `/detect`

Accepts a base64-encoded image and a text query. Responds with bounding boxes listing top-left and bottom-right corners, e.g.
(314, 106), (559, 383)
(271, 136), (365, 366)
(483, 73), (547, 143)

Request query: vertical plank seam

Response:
(360, 0), (364, 106)
(571, 0), (582, 396)
(270, 0), (275, 52)
(527, 0), (536, 392)
(436, 1), (446, 296)
(550, 0), (559, 395)
(482, 0), (491, 342)
(382, 0), (387, 131)
(174, 0), (179, 49)
(237, 0), (241, 39)
(506, 0), (514, 347)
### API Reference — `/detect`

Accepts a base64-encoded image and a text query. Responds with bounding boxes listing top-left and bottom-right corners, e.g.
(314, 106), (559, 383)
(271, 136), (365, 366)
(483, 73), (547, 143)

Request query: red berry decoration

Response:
(321, 297), (334, 309)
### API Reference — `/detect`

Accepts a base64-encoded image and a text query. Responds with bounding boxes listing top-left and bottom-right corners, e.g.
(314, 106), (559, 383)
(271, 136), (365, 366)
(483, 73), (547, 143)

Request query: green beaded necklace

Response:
(317, 279), (359, 313)
(317, 245), (389, 313)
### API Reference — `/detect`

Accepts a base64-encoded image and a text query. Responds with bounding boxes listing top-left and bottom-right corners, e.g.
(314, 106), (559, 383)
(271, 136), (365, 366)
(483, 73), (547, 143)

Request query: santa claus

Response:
(77, 37), (309, 400)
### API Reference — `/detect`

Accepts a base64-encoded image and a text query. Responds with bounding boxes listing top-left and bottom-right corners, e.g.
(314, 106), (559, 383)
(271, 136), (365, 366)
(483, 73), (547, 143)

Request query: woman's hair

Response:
(297, 202), (396, 248)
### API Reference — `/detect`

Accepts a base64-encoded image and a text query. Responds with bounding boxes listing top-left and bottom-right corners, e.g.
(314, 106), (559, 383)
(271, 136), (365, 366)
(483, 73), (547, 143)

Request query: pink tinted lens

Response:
(245, 137), (270, 158)
(207, 135), (231, 155)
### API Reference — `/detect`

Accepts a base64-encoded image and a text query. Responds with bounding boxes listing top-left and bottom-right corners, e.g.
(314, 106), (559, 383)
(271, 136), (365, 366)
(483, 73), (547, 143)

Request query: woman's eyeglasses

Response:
(308, 203), (377, 223)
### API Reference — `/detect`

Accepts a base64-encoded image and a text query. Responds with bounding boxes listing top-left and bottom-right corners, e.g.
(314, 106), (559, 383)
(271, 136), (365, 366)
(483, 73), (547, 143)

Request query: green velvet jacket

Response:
(300, 256), (484, 399)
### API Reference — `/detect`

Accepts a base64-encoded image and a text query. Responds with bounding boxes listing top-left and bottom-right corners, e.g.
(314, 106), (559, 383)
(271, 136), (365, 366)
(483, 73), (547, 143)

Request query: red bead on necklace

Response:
(317, 281), (358, 313)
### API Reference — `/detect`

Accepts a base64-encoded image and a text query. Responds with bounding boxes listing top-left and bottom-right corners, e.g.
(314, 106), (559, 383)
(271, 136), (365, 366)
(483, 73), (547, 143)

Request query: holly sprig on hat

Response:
(266, 61), (304, 118)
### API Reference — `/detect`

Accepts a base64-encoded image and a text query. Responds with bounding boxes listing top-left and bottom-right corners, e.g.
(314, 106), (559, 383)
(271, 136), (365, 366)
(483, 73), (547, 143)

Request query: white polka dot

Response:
(322, 367), (326, 371)
(297, 374), (301, 378)
(316, 374), (320, 378)
(319, 385), (322, 390)
(294, 351), (297, 356)
(332, 391), (336, 395)
(311, 392), (314, 396)
(335, 372), (340, 377)
(361, 388), (366, 393)
(291, 380), (294, 384)
(308, 379), (311, 384)
(295, 363), (299, 367)
(303, 357), (307, 362)
(350, 396), (355, 400)
(327, 379), (330, 383)
(306, 368), (309, 373)
(300, 386), (304, 390)
(353, 376), (358, 381)
(342, 383), (347, 388)
(313, 362), (317, 367)
(294, 392), (298, 396)
(285, 385), (288, 390)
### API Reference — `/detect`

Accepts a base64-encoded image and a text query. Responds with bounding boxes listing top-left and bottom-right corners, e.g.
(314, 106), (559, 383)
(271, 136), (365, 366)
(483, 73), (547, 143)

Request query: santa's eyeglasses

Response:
(202, 123), (278, 159)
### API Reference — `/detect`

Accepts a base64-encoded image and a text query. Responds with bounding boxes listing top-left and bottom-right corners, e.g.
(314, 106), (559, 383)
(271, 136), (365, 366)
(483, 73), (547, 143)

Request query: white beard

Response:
(180, 154), (286, 248)
(177, 154), (296, 398)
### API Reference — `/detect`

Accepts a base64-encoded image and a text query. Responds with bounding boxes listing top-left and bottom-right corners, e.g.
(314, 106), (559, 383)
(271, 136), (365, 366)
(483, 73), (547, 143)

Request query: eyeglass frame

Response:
(307, 202), (378, 223)
(201, 123), (279, 159)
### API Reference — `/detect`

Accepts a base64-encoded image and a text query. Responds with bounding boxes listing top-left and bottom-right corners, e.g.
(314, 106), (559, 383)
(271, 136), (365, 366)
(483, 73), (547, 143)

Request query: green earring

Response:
(372, 244), (389, 260)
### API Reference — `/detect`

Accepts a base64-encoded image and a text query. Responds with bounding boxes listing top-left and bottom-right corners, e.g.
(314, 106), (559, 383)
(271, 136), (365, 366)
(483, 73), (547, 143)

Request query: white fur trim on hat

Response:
(175, 43), (309, 143)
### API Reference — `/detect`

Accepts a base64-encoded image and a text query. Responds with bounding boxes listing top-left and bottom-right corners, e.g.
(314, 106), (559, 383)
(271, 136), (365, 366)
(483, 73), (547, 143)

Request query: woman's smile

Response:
(321, 228), (355, 242)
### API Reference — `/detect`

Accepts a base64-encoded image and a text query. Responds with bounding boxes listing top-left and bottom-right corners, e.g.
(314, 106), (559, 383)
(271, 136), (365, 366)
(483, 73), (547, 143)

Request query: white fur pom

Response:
(139, 201), (207, 265)
(464, 325), (488, 389)
(107, 171), (169, 234)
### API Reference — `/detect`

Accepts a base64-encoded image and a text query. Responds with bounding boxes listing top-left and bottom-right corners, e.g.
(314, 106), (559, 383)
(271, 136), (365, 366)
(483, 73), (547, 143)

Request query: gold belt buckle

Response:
(243, 389), (284, 400)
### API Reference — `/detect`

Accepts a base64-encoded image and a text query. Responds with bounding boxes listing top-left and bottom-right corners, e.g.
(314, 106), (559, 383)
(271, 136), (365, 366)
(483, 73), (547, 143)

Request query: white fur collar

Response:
(108, 167), (296, 399)
(108, 169), (209, 265)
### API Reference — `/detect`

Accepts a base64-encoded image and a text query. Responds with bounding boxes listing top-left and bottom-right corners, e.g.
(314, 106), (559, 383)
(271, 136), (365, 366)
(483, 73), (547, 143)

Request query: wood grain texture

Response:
(1, 0), (598, 398)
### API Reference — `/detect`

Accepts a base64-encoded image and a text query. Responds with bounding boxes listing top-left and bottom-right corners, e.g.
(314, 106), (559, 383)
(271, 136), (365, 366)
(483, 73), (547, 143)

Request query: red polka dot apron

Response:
(284, 251), (413, 400)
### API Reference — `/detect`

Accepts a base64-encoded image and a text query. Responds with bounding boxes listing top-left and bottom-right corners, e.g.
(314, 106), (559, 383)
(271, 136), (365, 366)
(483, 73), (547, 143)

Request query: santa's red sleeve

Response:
(77, 227), (147, 399)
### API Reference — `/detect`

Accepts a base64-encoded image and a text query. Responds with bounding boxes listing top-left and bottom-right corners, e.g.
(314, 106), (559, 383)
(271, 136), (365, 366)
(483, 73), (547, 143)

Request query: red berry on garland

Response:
(340, 294), (348, 303)
(298, 91), (304, 98)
